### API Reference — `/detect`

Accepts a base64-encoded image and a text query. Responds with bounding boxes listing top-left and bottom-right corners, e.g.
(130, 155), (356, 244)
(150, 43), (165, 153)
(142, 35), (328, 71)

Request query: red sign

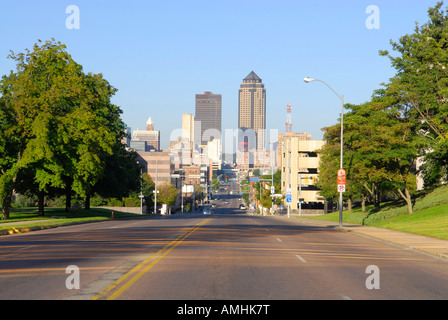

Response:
(337, 168), (346, 185)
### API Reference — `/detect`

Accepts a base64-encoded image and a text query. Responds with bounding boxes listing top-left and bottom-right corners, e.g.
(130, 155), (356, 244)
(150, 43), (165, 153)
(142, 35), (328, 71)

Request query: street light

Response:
(136, 161), (144, 214)
(304, 77), (344, 227)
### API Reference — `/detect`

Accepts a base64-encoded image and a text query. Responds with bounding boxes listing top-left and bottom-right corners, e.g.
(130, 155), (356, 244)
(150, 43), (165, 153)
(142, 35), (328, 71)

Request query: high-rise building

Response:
(194, 91), (222, 148)
(132, 117), (160, 151)
(182, 113), (195, 150)
(238, 71), (266, 150)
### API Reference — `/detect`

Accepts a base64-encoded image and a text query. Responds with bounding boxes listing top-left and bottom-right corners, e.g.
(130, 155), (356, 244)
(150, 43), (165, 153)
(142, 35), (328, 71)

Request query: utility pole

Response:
(299, 173), (302, 217)
(140, 167), (143, 214)
(154, 160), (158, 214)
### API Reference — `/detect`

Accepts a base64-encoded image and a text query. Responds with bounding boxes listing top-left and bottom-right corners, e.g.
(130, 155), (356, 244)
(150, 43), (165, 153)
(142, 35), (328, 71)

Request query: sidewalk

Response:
(293, 216), (448, 261)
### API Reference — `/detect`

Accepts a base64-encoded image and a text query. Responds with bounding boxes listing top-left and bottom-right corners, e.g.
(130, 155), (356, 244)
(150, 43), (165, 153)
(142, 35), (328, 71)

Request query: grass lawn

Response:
(0, 207), (147, 233)
(370, 204), (448, 240)
(305, 185), (448, 241)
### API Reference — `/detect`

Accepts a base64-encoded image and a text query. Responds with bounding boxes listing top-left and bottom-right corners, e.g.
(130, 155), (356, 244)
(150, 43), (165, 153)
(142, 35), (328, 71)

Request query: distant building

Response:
(133, 117), (160, 151)
(180, 164), (201, 186)
(280, 136), (325, 212)
(179, 163), (211, 201)
(182, 113), (195, 151)
(121, 126), (131, 147)
(236, 149), (275, 171)
(136, 150), (172, 184)
(130, 140), (147, 152)
(204, 139), (222, 170)
(238, 71), (266, 150)
(195, 91), (222, 148)
(277, 132), (311, 170)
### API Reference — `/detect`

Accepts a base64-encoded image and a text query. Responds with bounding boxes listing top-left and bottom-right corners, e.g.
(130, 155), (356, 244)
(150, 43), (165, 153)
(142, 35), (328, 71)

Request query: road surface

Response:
(1, 181), (448, 301)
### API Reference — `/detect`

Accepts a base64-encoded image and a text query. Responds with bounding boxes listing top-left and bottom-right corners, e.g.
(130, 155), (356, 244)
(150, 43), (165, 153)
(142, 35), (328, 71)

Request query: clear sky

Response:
(0, 0), (441, 150)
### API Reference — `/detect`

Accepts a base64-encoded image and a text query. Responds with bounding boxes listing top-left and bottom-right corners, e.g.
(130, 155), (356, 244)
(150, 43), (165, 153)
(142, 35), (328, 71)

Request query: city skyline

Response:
(0, 1), (439, 150)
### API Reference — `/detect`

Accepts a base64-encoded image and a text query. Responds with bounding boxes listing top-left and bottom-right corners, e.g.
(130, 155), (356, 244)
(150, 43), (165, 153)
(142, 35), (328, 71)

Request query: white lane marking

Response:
(276, 238), (282, 243)
(295, 254), (307, 263)
(341, 294), (352, 300)
(16, 245), (36, 251)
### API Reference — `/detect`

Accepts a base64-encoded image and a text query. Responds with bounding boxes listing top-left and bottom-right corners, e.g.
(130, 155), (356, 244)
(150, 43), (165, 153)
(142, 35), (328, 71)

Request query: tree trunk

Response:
(1, 192), (13, 220)
(38, 191), (45, 216)
(373, 184), (381, 210)
(397, 188), (413, 214)
(65, 186), (72, 212)
(85, 194), (90, 210)
(361, 194), (366, 213)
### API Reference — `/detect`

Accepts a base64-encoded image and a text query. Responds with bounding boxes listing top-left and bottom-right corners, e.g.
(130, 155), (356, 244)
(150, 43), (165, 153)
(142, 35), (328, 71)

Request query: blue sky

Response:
(0, 0), (441, 149)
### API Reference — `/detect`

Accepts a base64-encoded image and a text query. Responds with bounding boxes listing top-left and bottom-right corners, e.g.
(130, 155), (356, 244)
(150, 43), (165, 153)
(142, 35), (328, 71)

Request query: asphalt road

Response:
(1, 182), (448, 301)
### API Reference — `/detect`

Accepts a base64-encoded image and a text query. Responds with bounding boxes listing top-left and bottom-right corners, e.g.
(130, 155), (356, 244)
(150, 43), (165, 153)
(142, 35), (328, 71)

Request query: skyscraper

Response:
(238, 71), (266, 150)
(194, 91), (222, 148)
(182, 113), (195, 150)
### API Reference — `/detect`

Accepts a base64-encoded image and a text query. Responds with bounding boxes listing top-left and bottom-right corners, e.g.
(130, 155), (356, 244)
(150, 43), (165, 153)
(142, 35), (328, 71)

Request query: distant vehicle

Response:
(239, 204), (246, 210)
(203, 210), (211, 215)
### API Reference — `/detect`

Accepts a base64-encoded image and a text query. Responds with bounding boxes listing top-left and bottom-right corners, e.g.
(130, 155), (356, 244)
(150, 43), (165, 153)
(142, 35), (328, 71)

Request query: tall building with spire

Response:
(238, 71), (266, 150)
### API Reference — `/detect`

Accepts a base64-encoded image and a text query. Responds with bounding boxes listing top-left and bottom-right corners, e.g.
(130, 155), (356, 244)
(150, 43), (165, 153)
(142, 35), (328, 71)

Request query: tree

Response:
(141, 173), (155, 213)
(379, 1), (448, 187)
(156, 183), (178, 211)
(0, 39), (126, 218)
(318, 96), (419, 214)
(211, 176), (220, 191)
(0, 94), (21, 219)
(92, 144), (141, 209)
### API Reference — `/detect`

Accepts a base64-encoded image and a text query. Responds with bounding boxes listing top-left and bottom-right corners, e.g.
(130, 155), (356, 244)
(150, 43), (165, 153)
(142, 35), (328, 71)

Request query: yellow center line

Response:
(92, 218), (211, 300)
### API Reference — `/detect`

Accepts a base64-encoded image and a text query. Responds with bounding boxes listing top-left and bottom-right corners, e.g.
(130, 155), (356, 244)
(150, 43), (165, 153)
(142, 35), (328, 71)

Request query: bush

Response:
(13, 194), (37, 207)
(106, 198), (123, 207)
(123, 196), (140, 207)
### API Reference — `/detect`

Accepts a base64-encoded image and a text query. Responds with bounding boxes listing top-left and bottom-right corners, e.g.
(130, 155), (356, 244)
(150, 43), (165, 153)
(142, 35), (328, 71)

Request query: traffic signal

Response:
(225, 176), (228, 183)
(246, 176), (250, 183)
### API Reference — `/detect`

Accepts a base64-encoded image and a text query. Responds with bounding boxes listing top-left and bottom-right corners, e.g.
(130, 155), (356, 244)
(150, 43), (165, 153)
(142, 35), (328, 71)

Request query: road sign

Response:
(337, 184), (346, 192)
(337, 168), (346, 185)
(271, 186), (275, 194)
(249, 177), (260, 182)
(286, 194), (292, 203)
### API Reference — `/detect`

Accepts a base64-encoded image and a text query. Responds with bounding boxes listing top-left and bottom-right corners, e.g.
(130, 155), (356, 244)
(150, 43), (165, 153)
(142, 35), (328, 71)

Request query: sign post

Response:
(337, 168), (346, 185)
(337, 168), (346, 193)
(337, 168), (346, 227)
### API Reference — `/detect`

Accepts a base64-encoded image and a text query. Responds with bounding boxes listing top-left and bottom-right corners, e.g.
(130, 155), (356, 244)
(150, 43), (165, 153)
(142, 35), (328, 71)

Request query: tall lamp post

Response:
(153, 160), (158, 214)
(136, 161), (144, 214)
(304, 77), (344, 227)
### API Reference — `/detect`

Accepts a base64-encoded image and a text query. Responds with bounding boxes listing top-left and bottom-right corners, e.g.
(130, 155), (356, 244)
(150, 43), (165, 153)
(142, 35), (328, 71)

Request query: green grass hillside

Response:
(0, 207), (144, 234)
(308, 185), (448, 240)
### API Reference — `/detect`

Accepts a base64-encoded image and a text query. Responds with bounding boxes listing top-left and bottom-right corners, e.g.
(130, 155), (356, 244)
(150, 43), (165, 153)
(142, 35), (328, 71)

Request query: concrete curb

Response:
(0, 219), (106, 236)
